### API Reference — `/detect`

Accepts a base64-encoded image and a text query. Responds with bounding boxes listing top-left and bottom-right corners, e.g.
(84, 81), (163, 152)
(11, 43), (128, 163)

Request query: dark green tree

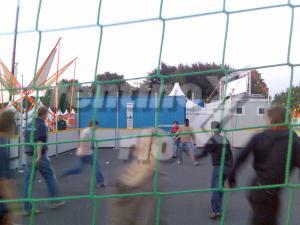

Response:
(90, 72), (134, 96)
(141, 62), (269, 100)
(42, 79), (79, 112)
(141, 62), (229, 100)
(250, 70), (269, 97)
(273, 85), (300, 110)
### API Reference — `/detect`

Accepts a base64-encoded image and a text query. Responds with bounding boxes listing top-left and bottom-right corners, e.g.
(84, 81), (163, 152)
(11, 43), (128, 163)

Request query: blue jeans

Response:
(24, 155), (59, 211)
(62, 154), (104, 184)
(211, 166), (230, 213)
(178, 142), (195, 162)
(173, 140), (180, 156)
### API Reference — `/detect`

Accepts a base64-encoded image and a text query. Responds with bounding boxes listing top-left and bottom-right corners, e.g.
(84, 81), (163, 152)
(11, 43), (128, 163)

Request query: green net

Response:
(0, 1), (300, 225)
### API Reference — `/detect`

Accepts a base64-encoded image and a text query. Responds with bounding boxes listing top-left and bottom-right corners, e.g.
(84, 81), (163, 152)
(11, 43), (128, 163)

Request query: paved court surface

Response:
(13, 148), (300, 225)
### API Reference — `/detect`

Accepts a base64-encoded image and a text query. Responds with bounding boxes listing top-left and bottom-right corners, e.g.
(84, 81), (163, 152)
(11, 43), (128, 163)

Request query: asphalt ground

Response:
(11, 148), (300, 225)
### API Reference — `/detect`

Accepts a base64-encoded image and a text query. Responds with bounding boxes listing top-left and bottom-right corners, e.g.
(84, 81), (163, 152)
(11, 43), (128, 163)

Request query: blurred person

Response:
(61, 120), (105, 188)
(106, 128), (169, 225)
(23, 106), (65, 216)
(57, 115), (67, 130)
(168, 121), (180, 158)
(196, 121), (233, 219)
(176, 119), (199, 165)
(0, 111), (19, 225)
(228, 105), (300, 225)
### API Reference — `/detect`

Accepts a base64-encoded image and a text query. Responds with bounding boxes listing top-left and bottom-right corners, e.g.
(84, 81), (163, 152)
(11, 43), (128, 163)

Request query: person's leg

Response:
(217, 166), (230, 208)
(172, 140), (178, 158)
(0, 203), (12, 225)
(177, 140), (181, 154)
(270, 195), (279, 225)
(23, 157), (36, 212)
(87, 154), (105, 185)
(38, 155), (59, 198)
(0, 212), (13, 225)
(38, 155), (66, 208)
(211, 166), (222, 215)
(248, 192), (279, 225)
(62, 156), (85, 176)
(95, 160), (105, 185)
(249, 199), (270, 225)
(187, 142), (198, 164)
(178, 142), (184, 163)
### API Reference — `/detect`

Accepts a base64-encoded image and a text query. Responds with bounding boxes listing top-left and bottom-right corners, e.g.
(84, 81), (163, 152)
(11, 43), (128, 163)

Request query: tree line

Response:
(41, 62), (269, 112)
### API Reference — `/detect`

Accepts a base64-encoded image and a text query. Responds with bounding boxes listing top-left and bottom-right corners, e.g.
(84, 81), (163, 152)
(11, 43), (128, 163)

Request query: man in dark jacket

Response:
(228, 105), (300, 225)
(197, 121), (233, 219)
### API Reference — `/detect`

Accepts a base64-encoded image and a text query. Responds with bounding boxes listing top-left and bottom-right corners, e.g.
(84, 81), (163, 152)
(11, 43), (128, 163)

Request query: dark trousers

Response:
(248, 190), (279, 225)
(0, 203), (11, 225)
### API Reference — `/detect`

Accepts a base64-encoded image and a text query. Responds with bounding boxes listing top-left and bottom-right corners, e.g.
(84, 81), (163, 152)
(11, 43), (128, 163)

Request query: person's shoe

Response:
(48, 201), (66, 209)
(177, 160), (182, 165)
(209, 212), (221, 220)
(172, 154), (177, 158)
(96, 183), (106, 188)
(21, 209), (41, 216)
(193, 161), (199, 166)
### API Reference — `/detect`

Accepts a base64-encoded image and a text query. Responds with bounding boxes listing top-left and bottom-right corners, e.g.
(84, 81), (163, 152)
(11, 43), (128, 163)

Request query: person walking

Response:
(177, 119), (199, 165)
(196, 121), (233, 219)
(61, 120), (105, 188)
(23, 106), (65, 215)
(228, 105), (300, 225)
(106, 128), (168, 225)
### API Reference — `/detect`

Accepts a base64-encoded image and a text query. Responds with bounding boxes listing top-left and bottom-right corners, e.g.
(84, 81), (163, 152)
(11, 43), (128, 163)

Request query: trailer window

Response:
(257, 107), (265, 116)
(236, 107), (244, 115)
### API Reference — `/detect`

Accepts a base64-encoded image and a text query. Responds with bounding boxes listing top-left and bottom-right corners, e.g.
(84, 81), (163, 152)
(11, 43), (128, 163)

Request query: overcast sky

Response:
(0, 0), (299, 98)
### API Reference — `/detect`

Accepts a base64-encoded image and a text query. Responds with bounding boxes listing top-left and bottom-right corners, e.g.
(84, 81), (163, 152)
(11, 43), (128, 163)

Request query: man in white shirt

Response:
(61, 120), (105, 188)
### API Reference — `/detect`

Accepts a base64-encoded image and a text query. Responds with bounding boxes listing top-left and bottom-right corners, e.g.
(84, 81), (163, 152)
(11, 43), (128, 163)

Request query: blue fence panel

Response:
(78, 97), (117, 128)
(79, 96), (186, 129)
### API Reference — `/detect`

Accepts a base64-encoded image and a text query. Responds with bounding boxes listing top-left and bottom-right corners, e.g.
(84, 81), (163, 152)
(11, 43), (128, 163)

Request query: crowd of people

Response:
(0, 105), (300, 225)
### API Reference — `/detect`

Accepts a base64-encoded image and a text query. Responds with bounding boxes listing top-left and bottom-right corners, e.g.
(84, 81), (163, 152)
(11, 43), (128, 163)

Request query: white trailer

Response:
(188, 94), (270, 148)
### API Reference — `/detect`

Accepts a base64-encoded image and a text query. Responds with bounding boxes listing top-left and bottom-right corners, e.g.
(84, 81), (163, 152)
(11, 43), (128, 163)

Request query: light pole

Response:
(11, 0), (20, 100)
(18, 74), (24, 172)
(114, 89), (120, 150)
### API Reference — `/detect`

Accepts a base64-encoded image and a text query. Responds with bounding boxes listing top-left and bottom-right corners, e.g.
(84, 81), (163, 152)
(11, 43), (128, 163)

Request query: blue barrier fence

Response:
(78, 96), (186, 129)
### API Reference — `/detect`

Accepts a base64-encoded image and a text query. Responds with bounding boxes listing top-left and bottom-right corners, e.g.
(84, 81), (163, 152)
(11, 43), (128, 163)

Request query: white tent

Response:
(168, 82), (185, 96)
(57, 110), (63, 116)
(63, 110), (68, 115)
(71, 109), (76, 114)
(168, 82), (204, 113)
